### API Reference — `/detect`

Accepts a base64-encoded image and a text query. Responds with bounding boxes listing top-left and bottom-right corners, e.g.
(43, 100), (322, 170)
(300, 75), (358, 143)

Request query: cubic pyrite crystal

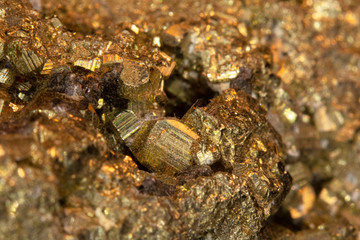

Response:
(112, 110), (142, 142)
(6, 39), (45, 75)
(0, 68), (15, 88)
(130, 118), (200, 174)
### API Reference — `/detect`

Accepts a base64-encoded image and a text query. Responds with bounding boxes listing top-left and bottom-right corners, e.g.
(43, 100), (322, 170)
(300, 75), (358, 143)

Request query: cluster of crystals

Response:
(38, 0), (271, 93)
(109, 88), (292, 239)
(0, 89), (291, 240)
(0, 0), (293, 239)
(162, 19), (269, 93)
(0, 0), (174, 122)
(1, 0), (359, 239)
(52, 0), (358, 237)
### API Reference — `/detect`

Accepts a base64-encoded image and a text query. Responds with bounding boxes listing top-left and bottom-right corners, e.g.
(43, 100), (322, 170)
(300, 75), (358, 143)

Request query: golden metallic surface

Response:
(120, 59), (149, 87)
(162, 23), (191, 47)
(0, 68), (15, 88)
(0, 0), (359, 239)
(130, 118), (200, 174)
(112, 110), (142, 141)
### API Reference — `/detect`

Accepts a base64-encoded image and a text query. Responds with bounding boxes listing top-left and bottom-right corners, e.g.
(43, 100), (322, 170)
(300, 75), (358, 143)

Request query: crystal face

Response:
(0, 0), (359, 239)
(130, 118), (200, 174)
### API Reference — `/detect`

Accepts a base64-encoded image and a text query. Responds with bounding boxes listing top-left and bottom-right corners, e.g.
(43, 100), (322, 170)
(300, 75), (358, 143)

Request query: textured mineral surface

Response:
(1, 0), (360, 239)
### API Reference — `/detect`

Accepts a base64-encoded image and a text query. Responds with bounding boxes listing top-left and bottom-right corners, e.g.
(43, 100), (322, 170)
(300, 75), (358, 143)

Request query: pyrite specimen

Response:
(105, 88), (291, 239)
(4, 0), (360, 238)
(0, 88), (291, 240)
(0, 0), (292, 238)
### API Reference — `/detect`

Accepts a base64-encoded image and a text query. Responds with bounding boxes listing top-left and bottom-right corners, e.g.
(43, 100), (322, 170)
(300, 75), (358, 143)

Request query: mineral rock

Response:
(2, 0), (359, 238)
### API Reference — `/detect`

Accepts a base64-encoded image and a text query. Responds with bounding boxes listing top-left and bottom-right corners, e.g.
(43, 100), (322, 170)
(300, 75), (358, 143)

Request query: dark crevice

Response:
(271, 210), (304, 232)
(164, 71), (216, 118)
(137, 176), (176, 196)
